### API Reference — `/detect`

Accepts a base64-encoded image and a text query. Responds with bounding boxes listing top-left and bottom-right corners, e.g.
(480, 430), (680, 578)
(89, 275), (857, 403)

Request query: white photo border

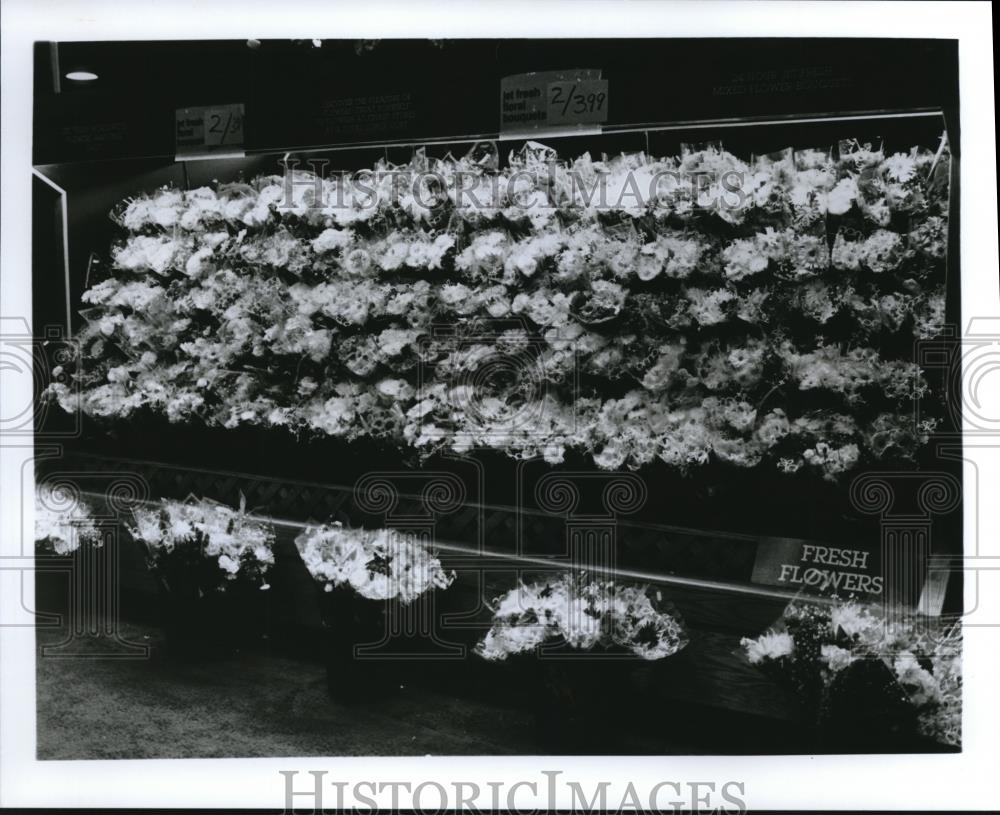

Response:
(2, 0), (997, 810)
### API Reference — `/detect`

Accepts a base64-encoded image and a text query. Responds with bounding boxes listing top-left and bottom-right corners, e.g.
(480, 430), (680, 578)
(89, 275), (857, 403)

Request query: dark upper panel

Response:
(34, 38), (958, 165)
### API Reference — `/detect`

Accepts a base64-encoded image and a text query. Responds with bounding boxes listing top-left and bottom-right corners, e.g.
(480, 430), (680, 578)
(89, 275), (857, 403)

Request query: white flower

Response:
(831, 602), (880, 639)
(310, 228), (353, 253)
(859, 229), (903, 273)
(440, 283), (475, 310)
(376, 378), (414, 401)
(882, 153), (917, 183)
(380, 240), (410, 271)
(820, 644), (854, 672)
(686, 288), (735, 326)
(894, 651), (942, 707)
(542, 444), (566, 465)
(826, 177), (858, 215)
(641, 344), (684, 391)
(378, 328), (418, 356)
(722, 238), (769, 281)
(803, 442), (860, 478)
(184, 247), (214, 277)
(742, 631), (794, 664)
(593, 439), (629, 470)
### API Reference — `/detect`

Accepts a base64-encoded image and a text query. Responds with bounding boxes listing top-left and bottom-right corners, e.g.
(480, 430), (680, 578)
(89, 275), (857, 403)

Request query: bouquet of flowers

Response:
(741, 599), (961, 748)
(295, 522), (455, 701)
(34, 483), (101, 555)
(476, 573), (688, 661)
(129, 494), (275, 591)
(295, 522), (455, 603)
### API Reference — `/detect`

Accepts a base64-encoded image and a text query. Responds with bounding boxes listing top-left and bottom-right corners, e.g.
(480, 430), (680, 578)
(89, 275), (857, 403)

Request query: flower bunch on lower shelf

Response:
(129, 495), (275, 590)
(295, 522), (455, 603)
(34, 483), (101, 555)
(741, 599), (961, 747)
(476, 573), (688, 661)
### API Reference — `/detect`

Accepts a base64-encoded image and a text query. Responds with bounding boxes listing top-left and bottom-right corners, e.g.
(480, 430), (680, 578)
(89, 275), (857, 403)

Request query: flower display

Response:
(129, 495), (275, 587)
(476, 573), (688, 661)
(295, 522), (455, 603)
(50, 138), (950, 479)
(34, 484), (101, 554)
(741, 599), (961, 747)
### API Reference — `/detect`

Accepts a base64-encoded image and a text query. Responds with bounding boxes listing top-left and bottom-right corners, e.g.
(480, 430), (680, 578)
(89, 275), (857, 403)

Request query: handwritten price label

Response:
(176, 103), (245, 156)
(546, 79), (609, 125)
(500, 70), (608, 134)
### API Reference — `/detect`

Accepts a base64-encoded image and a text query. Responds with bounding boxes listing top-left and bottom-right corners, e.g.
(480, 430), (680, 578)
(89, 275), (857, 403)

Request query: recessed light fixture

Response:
(65, 70), (98, 81)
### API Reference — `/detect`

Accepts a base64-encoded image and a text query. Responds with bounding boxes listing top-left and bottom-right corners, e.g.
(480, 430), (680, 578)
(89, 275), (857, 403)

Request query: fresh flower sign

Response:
(752, 537), (883, 597)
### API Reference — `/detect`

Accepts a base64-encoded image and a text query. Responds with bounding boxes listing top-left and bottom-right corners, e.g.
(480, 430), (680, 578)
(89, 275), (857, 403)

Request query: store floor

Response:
(37, 621), (717, 758)
(35, 621), (549, 759)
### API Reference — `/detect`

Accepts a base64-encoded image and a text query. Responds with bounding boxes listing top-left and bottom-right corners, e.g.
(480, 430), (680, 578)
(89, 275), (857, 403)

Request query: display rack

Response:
(31, 105), (962, 750)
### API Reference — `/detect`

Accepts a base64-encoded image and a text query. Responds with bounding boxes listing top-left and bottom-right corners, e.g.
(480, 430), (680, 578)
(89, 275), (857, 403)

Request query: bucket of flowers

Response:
(35, 482), (102, 556)
(475, 572), (688, 749)
(128, 494), (276, 659)
(741, 598), (961, 751)
(34, 483), (103, 615)
(295, 522), (456, 701)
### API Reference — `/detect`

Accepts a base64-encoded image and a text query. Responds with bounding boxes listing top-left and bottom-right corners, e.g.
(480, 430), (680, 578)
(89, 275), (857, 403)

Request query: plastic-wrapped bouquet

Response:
(297, 522), (456, 701)
(129, 495), (275, 589)
(295, 522), (455, 603)
(741, 599), (961, 748)
(34, 483), (101, 555)
(476, 573), (688, 661)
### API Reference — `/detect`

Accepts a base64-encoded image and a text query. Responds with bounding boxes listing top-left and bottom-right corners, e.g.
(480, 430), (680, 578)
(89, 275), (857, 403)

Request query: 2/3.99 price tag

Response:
(500, 70), (609, 135)
(176, 103), (245, 157)
(546, 79), (609, 126)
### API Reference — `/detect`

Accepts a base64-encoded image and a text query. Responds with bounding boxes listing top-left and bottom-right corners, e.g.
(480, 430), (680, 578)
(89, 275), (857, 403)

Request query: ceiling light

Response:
(65, 70), (98, 81)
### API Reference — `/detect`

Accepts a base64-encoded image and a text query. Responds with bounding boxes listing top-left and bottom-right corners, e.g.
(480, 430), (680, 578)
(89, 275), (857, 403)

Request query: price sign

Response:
(500, 70), (608, 135)
(546, 79), (609, 126)
(176, 103), (245, 156)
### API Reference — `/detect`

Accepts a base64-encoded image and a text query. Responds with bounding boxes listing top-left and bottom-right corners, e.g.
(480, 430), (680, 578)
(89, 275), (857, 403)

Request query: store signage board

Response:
(751, 537), (884, 599)
(175, 103), (246, 159)
(500, 69), (608, 137)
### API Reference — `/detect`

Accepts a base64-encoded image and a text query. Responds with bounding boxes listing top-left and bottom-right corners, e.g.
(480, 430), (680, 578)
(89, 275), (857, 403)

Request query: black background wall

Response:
(34, 38), (958, 163)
